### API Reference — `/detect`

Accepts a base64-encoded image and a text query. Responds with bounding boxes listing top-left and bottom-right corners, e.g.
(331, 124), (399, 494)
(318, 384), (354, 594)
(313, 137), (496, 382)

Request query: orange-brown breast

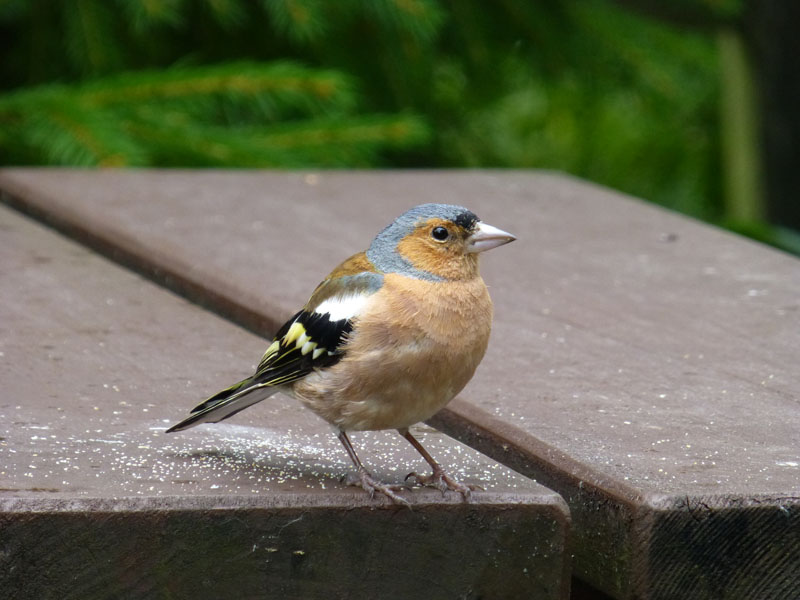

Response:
(291, 272), (493, 431)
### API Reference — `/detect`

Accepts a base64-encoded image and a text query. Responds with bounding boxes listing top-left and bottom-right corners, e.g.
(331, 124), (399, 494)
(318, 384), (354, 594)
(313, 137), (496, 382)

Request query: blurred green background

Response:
(1, 0), (798, 253)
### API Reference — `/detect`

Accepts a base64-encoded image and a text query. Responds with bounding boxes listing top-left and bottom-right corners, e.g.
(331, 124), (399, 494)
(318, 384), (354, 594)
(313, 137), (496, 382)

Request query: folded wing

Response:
(166, 270), (383, 432)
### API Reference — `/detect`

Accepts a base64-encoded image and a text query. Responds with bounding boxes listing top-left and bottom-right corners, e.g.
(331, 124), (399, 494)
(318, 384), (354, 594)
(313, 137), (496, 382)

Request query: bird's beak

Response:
(467, 222), (516, 253)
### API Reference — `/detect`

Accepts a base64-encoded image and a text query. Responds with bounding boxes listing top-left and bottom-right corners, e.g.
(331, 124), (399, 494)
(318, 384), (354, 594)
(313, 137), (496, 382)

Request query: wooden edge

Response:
(0, 490), (572, 515)
(428, 399), (643, 597)
(631, 493), (800, 598)
(1, 494), (572, 600)
(435, 400), (799, 598)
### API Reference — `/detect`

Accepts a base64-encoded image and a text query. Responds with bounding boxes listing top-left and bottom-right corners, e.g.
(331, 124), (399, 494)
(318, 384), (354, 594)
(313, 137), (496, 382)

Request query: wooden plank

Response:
(2, 168), (798, 599)
(0, 205), (570, 600)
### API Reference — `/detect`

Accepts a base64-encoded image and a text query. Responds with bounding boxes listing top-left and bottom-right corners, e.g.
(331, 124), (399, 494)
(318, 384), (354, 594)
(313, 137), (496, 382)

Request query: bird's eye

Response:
(431, 226), (449, 241)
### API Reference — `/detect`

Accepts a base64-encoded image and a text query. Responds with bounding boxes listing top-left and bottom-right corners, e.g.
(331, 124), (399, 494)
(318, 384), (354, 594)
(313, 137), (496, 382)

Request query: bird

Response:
(167, 203), (515, 504)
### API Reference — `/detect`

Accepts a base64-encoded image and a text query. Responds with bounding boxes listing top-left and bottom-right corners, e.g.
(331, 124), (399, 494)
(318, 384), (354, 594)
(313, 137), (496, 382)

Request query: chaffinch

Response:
(168, 203), (515, 504)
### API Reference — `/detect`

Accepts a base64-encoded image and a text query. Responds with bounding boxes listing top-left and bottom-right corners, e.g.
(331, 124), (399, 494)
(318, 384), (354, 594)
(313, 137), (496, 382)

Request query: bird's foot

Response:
(343, 468), (411, 506)
(405, 467), (479, 501)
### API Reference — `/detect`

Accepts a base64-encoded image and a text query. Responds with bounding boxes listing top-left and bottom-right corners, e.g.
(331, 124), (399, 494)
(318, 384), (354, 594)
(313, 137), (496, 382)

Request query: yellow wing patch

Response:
(257, 318), (332, 374)
(284, 321), (306, 346)
(259, 340), (280, 364)
(253, 305), (351, 385)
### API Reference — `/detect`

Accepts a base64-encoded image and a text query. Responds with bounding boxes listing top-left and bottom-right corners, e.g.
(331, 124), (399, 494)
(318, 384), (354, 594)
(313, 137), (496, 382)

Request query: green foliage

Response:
(0, 0), (759, 239)
(431, 2), (717, 214)
(0, 61), (428, 166)
(0, 1), (436, 167)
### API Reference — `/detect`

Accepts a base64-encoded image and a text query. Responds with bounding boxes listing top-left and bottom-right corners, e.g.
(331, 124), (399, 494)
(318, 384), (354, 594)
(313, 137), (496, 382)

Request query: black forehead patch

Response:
(453, 210), (479, 231)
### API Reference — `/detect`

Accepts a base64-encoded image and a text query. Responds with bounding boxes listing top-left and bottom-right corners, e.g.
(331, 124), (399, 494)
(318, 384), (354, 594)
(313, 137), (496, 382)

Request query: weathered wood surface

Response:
(2, 168), (799, 599)
(0, 204), (570, 600)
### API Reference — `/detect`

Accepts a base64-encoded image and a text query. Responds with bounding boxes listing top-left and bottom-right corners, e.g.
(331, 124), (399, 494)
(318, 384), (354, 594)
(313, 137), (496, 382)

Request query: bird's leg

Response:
(337, 430), (410, 506)
(399, 428), (477, 500)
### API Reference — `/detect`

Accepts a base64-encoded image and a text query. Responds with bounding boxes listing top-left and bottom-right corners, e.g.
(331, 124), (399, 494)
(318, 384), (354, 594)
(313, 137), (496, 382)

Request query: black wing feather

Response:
(254, 309), (353, 386)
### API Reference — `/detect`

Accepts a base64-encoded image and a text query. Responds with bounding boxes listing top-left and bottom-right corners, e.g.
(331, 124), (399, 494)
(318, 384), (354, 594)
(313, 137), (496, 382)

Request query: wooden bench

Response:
(2, 169), (799, 599)
(0, 194), (569, 599)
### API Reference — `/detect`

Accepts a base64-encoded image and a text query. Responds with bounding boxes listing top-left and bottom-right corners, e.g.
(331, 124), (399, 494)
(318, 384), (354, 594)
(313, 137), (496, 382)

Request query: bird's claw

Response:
(343, 469), (411, 506)
(404, 468), (478, 501)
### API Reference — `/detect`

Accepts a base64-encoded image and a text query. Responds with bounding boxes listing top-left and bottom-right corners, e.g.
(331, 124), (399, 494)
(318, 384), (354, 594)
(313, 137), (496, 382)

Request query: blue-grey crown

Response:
(366, 203), (479, 281)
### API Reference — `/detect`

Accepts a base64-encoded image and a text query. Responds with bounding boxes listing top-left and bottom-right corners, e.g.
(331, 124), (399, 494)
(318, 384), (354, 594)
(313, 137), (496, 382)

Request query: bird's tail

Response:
(166, 376), (279, 432)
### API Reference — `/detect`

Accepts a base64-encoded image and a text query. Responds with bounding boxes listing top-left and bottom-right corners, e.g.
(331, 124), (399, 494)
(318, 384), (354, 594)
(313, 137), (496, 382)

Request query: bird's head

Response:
(366, 203), (516, 281)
